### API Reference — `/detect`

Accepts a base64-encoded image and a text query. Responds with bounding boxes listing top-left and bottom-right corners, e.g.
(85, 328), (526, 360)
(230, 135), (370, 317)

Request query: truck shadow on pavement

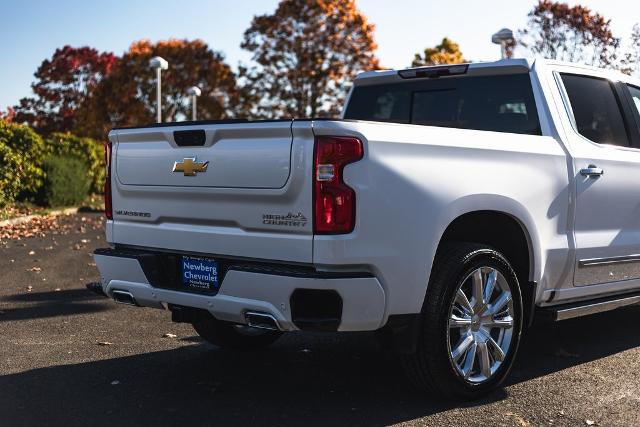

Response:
(0, 288), (112, 322)
(1, 306), (639, 426)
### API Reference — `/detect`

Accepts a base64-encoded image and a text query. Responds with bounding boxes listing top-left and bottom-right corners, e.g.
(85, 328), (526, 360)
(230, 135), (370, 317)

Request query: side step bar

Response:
(543, 292), (640, 321)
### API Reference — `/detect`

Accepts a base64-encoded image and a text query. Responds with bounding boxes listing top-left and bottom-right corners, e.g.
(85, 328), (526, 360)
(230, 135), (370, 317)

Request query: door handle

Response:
(580, 165), (604, 177)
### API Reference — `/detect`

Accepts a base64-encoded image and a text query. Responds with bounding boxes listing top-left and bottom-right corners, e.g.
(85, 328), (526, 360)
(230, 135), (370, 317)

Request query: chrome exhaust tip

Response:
(245, 311), (281, 331)
(112, 290), (137, 306)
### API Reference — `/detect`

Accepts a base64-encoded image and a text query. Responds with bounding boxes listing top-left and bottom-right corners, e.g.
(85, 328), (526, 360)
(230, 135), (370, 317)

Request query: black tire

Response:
(192, 315), (282, 351)
(401, 242), (523, 400)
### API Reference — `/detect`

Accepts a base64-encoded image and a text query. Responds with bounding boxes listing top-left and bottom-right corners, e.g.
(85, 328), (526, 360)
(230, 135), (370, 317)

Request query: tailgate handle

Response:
(174, 130), (206, 147)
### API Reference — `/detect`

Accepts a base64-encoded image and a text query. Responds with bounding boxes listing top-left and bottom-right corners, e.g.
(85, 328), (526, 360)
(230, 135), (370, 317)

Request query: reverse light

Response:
(313, 136), (363, 234)
(104, 141), (113, 220)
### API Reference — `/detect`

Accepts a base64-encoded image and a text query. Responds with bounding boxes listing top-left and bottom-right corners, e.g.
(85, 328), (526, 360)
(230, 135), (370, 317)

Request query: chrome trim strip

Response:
(579, 254), (640, 267)
(553, 294), (640, 321)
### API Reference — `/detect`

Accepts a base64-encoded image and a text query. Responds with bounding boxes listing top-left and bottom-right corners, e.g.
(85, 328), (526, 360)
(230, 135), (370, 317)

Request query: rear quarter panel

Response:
(311, 120), (571, 317)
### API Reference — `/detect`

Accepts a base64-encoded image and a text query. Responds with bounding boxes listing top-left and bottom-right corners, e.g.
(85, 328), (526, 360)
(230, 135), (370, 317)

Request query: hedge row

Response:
(0, 120), (104, 207)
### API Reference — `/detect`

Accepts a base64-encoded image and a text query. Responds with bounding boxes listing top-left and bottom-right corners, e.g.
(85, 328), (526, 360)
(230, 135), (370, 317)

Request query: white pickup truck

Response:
(94, 58), (640, 399)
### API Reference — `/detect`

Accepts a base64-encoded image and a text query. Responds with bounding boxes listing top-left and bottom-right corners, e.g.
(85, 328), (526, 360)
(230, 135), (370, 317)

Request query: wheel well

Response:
(437, 211), (535, 325)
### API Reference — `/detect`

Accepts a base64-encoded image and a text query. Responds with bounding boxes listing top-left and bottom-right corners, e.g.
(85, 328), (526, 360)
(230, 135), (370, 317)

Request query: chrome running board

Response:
(544, 292), (640, 321)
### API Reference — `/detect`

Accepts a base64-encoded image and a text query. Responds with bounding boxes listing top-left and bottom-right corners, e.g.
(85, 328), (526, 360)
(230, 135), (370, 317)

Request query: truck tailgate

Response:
(109, 120), (314, 263)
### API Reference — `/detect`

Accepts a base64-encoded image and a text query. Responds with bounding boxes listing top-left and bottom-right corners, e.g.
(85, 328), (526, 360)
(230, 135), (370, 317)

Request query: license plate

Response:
(181, 256), (219, 291)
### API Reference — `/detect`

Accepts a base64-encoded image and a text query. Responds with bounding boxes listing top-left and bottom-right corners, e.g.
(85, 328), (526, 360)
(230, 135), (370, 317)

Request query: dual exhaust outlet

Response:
(111, 290), (137, 306)
(244, 311), (281, 331)
(111, 290), (281, 331)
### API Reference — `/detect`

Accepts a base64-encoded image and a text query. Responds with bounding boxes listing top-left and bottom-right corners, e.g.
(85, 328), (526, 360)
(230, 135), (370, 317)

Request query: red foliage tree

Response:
(13, 46), (117, 135)
(0, 107), (15, 123)
(518, 0), (619, 67)
(241, 0), (379, 118)
(78, 39), (242, 139)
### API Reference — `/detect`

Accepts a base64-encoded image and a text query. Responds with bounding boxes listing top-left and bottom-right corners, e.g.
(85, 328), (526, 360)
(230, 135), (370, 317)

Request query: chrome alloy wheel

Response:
(447, 266), (515, 384)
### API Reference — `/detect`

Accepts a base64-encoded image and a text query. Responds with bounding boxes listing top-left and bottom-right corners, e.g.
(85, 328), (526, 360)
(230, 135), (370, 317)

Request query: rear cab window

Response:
(344, 73), (541, 135)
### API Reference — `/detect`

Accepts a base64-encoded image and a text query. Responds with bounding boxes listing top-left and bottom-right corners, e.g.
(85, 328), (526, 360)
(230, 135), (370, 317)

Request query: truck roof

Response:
(353, 58), (635, 86)
(353, 58), (534, 85)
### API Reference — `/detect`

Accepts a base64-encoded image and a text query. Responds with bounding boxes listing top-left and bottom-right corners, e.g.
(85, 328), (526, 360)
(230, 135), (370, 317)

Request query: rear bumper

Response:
(93, 248), (386, 332)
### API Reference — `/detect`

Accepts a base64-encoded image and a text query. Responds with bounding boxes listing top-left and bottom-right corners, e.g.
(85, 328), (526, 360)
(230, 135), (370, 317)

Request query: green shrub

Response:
(41, 155), (90, 207)
(0, 120), (47, 199)
(0, 141), (23, 207)
(45, 133), (105, 193)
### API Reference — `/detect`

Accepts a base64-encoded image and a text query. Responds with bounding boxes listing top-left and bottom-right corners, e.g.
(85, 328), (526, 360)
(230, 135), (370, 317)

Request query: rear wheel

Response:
(192, 315), (282, 351)
(401, 242), (523, 400)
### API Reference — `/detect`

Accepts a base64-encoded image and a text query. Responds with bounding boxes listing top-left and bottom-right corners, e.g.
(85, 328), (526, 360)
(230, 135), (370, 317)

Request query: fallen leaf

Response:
(163, 333), (177, 339)
(27, 266), (42, 272)
(505, 412), (531, 427)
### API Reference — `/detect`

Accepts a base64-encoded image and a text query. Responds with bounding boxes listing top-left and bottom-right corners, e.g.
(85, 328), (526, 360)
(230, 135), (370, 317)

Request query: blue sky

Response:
(1, 0), (638, 110)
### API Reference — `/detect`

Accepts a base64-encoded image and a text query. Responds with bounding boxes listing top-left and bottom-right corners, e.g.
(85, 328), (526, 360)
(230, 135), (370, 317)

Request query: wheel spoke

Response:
(488, 291), (512, 315)
(484, 315), (513, 329)
(483, 270), (497, 303)
(477, 341), (492, 378)
(472, 269), (484, 310)
(455, 289), (473, 314)
(451, 333), (474, 362)
(449, 314), (472, 328)
(462, 342), (477, 379)
(485, 334), (506, 362)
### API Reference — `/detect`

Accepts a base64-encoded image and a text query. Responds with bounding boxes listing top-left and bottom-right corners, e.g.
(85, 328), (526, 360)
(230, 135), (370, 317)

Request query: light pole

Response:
(149, 56), (168, 123)
(187, 86), (201, 121)
(491, 28), (515, 59)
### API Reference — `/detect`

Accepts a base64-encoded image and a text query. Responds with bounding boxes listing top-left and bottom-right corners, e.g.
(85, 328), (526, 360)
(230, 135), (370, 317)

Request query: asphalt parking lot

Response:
(1, 213), (639, 426)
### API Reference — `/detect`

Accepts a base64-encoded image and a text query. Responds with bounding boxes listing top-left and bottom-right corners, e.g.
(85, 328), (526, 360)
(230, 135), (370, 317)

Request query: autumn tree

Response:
(0, 107), (15, 123)
(241, 0), (379, 118)
(79, 39), (242, 139)
(621, 24), (640, 76)
(412, 38), (466, 67)
(518, 0), (619, 67)
(13, 46), (117, 135)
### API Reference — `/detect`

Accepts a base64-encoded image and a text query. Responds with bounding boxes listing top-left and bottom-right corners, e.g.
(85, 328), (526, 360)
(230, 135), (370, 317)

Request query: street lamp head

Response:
(187, 86), (202, 97)
(149, 56), (169, 70)
(492, 28), (514, 45)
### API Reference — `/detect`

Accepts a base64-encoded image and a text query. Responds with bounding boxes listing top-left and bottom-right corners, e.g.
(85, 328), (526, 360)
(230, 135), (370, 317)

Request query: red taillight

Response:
(104, 141), (113, 220)
(313, 136), (363, 234)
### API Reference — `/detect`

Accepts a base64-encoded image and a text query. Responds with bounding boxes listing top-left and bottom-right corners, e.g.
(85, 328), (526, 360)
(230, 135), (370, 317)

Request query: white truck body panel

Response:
(95, 58), (640, 331)
(109, 122), (315, 263)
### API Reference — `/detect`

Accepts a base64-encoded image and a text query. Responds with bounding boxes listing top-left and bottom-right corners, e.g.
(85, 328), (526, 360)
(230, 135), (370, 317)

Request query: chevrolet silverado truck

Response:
(93, 58), (640, 399)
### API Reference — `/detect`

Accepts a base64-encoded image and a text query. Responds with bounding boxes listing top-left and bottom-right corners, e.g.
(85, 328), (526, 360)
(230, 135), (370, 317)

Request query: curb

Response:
(0, 207), (79, 228)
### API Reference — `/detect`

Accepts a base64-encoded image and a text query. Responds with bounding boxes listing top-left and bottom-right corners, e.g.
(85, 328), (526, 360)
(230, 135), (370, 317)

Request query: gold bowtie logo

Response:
(172, 157), (209, 176)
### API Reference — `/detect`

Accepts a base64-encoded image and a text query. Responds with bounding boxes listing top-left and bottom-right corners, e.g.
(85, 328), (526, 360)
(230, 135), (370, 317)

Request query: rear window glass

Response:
(344, 73), (541, 135)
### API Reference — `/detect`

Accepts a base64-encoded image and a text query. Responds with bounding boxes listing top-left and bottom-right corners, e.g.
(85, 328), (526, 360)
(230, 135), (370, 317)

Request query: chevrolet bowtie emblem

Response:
(172, 157), (209, 176)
